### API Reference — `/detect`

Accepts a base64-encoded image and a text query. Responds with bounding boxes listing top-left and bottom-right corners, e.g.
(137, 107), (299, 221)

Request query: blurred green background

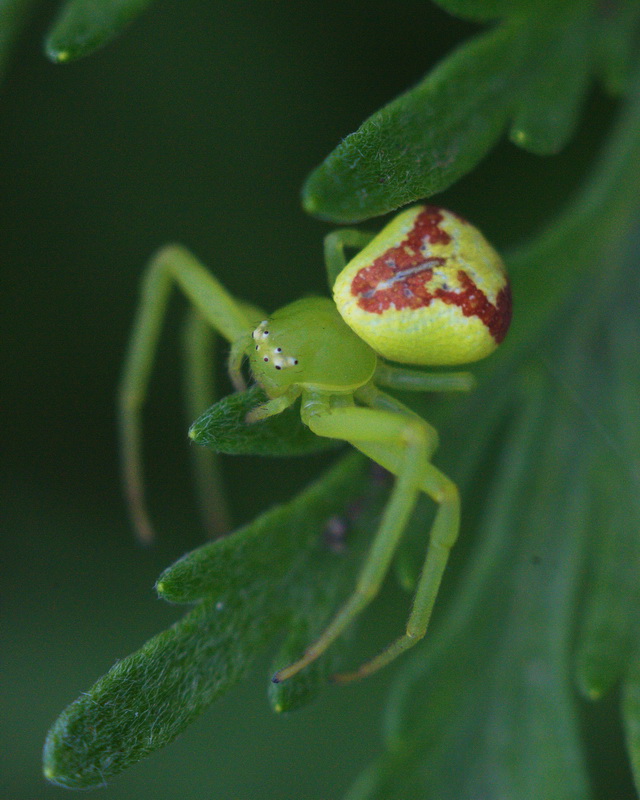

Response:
(1, 1), (619, 797)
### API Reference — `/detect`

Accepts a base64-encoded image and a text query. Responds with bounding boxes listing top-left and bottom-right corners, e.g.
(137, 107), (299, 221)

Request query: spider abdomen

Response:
(333, 205), (511, 366)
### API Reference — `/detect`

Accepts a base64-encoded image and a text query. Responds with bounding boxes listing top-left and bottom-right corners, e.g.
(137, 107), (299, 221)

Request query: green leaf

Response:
(594, 0), (640, 95)
(302, 22), (517, 222)
(576, 308), (640, 699)
(157, 452), (368, 603)
(44, 453), (374, 787)
(303, 0), (632, 222)
(575, 457), (638, 699)
(347, 79), (640, 790)
(45, 0), (156, 63)
(268, 471), (387, 712)
(349, 365), (593, 798)
(43, 592), (279, 789)
(430, 0), (539, 23)
(494, 61), (640, 361)
(508, 13), (591, 154)
(623, 654), (640, 793)
(189, 385), (341, 457)
(268, 615), (342, 713)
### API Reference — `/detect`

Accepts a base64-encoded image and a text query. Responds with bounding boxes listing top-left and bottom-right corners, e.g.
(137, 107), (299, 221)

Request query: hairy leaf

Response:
(347, 63), (640, 800)
(302, 22), (517, 222)
(189, 385), (341, 457)
(269, 466), (390, 712)
(43, 592), (278, 789)
(44, 453), (377, 786)
(303, 0), (634, 221)
(157, 452), (367, 603)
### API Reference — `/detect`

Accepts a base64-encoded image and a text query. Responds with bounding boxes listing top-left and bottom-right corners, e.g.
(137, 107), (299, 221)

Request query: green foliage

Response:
(189, 385), (340, 457)
(35, 0), (640, 796)
(343, 64), (640, 800)
(346, 250), (640, 800)
(44, 453), (384, 786)
(43, 594), (276, 789)
(45, 0), (155, 62)
(303, 0), (640, 222)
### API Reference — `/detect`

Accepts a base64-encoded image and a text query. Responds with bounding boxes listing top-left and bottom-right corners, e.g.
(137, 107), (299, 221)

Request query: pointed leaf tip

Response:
(44, 0), (156, 62)
(189, 385), (340, 457)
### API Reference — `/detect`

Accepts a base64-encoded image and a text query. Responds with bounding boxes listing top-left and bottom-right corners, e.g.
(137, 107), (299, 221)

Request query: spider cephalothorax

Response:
(120, 204), (511, 683)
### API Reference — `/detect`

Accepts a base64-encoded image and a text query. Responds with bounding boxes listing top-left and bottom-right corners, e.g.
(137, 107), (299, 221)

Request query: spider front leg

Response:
(119, 244), (253, 543)
(244, 386), (302, 424)
(273, 397), (459, 683)
(323, 228), (375, 288)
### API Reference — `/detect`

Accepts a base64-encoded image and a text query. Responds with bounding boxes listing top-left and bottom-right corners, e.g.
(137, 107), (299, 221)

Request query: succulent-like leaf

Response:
(303, 0), (635, 222)
(189, 385), (341, 457)
(43, 453), (377, 787)
(43, 592), (278, 789)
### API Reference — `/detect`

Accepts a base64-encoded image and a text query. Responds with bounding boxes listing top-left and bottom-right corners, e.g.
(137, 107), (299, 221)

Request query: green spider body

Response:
(248, 297), (376, 397)
(119, 205), (511, 684)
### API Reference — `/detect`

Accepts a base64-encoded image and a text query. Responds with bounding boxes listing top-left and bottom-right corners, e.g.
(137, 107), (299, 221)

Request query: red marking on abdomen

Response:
(352, 259), (443, 313)
(437, 272), (512, 343)
(354, 262), (512, 343)
(350, 206), (511, 342)
(350, 207), (451, 308)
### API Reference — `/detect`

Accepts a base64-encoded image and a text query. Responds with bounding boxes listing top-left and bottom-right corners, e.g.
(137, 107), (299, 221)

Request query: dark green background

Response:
(1, 1), (615, 797)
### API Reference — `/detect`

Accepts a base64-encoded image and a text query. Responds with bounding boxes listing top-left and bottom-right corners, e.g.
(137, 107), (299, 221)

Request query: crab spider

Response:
(119, 205), (512, 683)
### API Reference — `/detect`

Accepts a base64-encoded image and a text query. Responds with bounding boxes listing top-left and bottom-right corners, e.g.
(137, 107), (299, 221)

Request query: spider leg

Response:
(119, 245), (252, 543)
(374, 362), (476, 393)
(245, 386), (301, 423)
(334, 461), (459, 683)
(323, 228), (375, 289)
(182, 309), (232, 538)
(273, 401), (439, 683)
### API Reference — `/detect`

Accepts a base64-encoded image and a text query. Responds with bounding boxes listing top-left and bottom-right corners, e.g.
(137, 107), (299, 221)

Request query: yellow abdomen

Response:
(333, 206), (511, 366)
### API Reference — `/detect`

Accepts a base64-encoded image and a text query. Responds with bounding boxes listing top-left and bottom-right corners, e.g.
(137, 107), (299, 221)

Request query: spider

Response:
(119, 205), (512, 684)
